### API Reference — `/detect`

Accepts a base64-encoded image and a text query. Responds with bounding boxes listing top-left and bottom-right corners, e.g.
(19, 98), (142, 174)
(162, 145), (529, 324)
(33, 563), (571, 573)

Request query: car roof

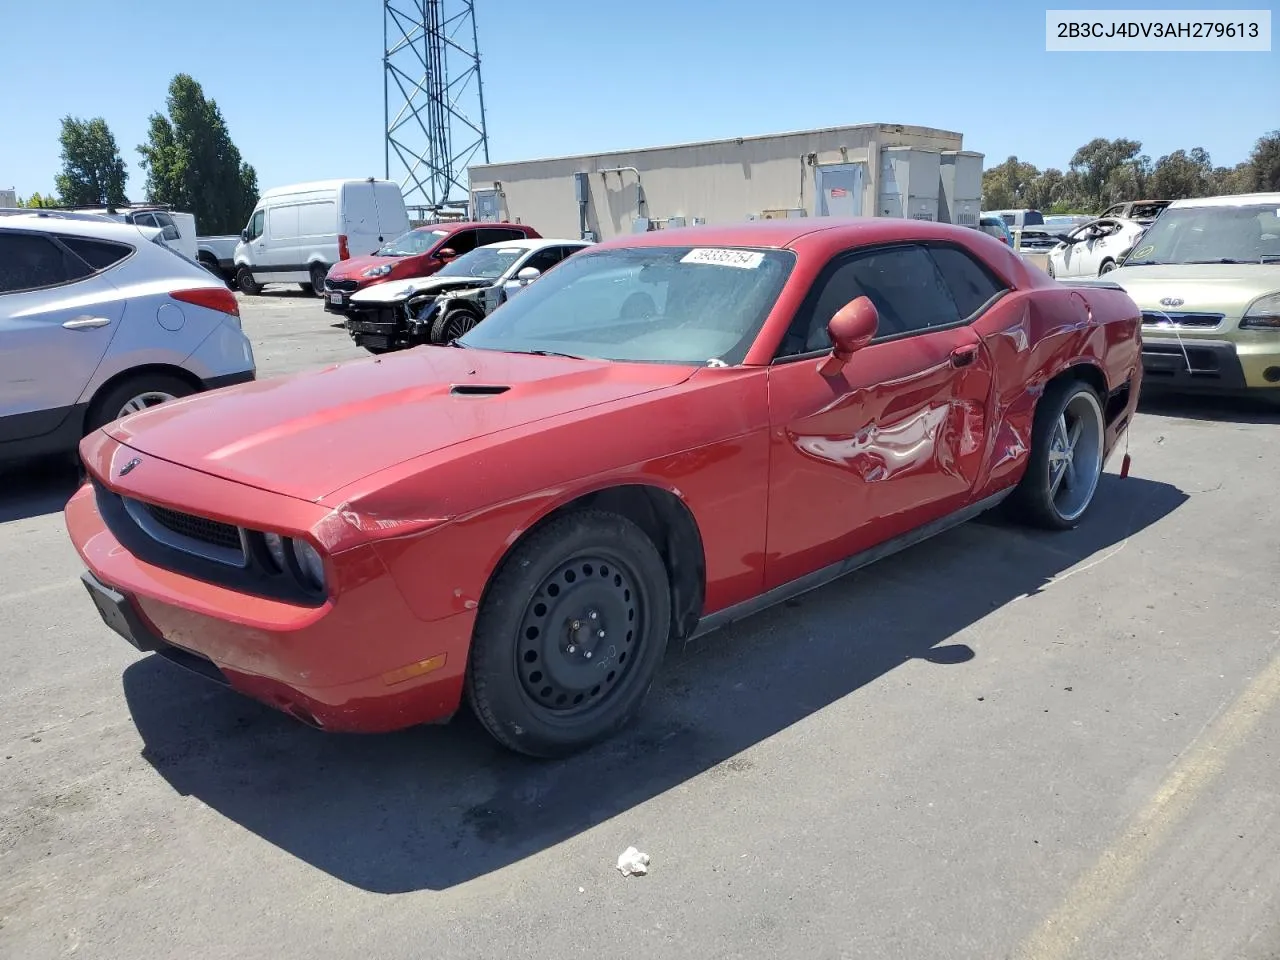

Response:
(1168, 192), (1280, 209)
(0, 212), (154, 242)
(592, 217), (996, 252)
(483, 237), (588, 252)
(416, 220), (528, 233)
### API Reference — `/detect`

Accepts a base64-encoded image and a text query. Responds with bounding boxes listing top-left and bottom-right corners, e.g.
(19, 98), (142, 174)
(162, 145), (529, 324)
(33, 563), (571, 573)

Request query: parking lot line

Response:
(1012, 642), (1280, 960)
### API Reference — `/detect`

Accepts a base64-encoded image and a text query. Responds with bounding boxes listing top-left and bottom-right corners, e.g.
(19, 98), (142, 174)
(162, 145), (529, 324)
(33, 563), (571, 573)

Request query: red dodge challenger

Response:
(65, 219), (1143, 758)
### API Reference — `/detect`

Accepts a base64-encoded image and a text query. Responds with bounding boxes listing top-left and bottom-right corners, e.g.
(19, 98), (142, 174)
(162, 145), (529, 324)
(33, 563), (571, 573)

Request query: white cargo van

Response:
(232, 178), (409, 297)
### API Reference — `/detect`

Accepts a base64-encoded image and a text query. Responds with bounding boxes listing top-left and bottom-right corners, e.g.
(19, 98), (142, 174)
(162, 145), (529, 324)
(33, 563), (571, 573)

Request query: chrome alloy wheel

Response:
(1046, 389), (1104, 522)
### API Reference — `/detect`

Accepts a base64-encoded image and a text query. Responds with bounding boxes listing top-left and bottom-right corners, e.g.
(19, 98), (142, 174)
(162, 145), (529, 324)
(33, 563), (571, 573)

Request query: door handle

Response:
(62, 315), (112, 330)
(950, 345), (979, 368)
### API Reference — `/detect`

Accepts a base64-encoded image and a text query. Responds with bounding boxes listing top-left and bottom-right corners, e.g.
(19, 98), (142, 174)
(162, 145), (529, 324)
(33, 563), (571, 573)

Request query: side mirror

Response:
(516, 266), (541, 284)
(1056, 233), (1076, 244)
(818, 296), (878, 377)
(240, 230), (249, 242)
(436, 247), (457, 261)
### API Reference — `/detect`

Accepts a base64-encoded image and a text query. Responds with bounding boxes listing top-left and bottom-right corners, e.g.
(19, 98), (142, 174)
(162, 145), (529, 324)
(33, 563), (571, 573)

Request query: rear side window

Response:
(478, 227), (525, 245)
(445, 229), (480, 255)
(61, 236), (134, 271)
(928, 245), (1007, 318)
(0, 232), (94, 294)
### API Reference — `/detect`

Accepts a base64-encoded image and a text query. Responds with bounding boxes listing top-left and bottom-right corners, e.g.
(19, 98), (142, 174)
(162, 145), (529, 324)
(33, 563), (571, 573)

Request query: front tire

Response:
(430, 306), (483, 344)
(465, 509), (672, 758)
(1099, 259), (1116, 275)
(1005, 378), (1106, 530)
(235, 267), (260, 296)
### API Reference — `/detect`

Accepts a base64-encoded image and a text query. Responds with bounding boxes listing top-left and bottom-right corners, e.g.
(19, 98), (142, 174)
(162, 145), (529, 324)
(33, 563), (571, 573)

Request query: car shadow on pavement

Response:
(1138, 390), (1280, 425)
(0, 460), (80, 523)
(121, 473), (1188, 894)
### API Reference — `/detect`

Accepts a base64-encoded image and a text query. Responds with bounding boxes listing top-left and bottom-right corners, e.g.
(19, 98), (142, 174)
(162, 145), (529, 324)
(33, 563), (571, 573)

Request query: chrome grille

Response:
(1141, 311), (1224, 329)
(122, 498), (247, 567)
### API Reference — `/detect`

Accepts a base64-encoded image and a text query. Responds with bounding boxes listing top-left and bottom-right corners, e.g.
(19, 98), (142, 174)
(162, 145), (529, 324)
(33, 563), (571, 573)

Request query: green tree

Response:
(1067, 137), (1144, 210)
(24, 192), (60, 208)
(53, 116), (128, 210)
(137, 74), (259, 234)
(1149, 148), (1216, 199)
(981, 156), (1041, 209)
(1243, 130), (1280, 192)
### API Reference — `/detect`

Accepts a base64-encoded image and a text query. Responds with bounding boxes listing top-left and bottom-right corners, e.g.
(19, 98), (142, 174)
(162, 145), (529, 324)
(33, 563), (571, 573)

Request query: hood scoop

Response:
(450, 383), (510, 397)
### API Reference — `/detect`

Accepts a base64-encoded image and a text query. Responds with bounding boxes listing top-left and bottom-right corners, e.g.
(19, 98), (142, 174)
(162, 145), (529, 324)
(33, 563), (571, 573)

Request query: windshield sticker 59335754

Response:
(680, 248), (765, 269)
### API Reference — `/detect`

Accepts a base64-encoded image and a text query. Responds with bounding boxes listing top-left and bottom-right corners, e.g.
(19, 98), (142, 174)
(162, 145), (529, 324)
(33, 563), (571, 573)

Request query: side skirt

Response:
(688, 487), (1014, 642)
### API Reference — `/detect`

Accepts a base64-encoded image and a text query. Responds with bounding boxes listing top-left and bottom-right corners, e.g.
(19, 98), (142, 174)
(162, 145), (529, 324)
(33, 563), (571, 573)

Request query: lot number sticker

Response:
(681, 248), (764, 269)
(1130, 244), (1156, 260)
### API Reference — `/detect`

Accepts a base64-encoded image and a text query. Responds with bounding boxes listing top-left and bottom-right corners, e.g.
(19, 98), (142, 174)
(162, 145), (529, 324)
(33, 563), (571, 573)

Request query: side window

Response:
(522, 248), (563, 273)
(781, 245), (962, 356)
(478, 227), (524, 245)
(60, 236), (134, 272)
(133, 213), (158, 228)
(0, 233), (94, 294)
(248, 210), (265, 240)
(446, 229), (480, 255)
(927, 245), (1007, 318)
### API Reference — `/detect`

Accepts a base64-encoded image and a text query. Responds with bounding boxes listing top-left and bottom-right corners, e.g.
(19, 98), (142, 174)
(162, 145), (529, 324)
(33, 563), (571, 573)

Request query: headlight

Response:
(1241, 292), (1280, 330)
(292, 539), (326, 591)
(362, 264), (392, 278)
(263, 532), (288, 570)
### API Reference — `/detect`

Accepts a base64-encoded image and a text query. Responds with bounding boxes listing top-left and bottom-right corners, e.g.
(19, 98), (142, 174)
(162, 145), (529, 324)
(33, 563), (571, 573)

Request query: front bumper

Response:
(65, 475), (476, 734)
(1141, 336), (1280, 394)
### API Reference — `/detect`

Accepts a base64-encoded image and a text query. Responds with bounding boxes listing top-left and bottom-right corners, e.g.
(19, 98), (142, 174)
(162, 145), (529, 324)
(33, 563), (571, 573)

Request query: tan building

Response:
(467, 122), (982, 241)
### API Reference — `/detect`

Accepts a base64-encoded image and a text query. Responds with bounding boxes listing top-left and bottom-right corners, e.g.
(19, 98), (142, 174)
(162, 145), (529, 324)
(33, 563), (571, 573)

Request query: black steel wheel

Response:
(430, 307), (483, 344)
(466, 509), (672, 758)
(235, 266), (259, 296)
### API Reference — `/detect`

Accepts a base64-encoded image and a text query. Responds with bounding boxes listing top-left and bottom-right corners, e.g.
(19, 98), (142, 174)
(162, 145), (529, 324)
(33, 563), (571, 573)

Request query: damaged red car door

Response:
(763, 242), (1002, 588)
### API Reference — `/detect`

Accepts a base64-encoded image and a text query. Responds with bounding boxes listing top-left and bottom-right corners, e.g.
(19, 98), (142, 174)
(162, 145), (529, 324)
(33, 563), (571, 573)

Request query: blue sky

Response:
(2, 0), (1275, 203)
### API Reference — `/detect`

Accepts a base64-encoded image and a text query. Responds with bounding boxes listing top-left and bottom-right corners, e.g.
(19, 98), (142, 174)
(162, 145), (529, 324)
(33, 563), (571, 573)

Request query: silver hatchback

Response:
(0, 214), (256, 464)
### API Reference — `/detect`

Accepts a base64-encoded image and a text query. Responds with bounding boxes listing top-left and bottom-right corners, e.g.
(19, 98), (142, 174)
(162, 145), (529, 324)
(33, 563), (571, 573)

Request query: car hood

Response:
(349, 274), (492, 305)
(1102, 263), (1280, 316)
(102, 348), (698, 503)
(328, 253), (401, 279)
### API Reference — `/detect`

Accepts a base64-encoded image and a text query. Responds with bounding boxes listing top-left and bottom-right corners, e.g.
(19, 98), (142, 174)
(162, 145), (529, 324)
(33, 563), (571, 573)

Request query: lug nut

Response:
(567, 645), (577, 654)
(571, 620), (581, 630)
(598, 630), (606, 638)
(589, 611), (598, 620)
(585, 651), (593, 659)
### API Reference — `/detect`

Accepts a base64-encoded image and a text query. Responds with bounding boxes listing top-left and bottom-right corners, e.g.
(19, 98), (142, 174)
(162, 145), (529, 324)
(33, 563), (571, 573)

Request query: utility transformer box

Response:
(878, 147), (941, 221)
(938, 150), (983, 227)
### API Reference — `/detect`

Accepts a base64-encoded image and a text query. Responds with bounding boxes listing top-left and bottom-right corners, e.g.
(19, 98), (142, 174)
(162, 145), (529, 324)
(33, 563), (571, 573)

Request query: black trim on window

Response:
(770, 239), (1012, 364)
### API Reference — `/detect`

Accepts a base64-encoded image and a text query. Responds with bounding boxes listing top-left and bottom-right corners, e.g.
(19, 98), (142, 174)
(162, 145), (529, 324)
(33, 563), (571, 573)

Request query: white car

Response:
(0, 214), (256, 465)
(1046, 216), (1147, 278)
(342, 237), (593, 353)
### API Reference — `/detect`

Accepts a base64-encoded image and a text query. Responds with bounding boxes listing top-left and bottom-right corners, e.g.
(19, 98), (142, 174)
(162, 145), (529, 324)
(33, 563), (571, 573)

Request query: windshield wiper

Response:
(1182, 258), (1251, 264)
(514, 348), (588, 360)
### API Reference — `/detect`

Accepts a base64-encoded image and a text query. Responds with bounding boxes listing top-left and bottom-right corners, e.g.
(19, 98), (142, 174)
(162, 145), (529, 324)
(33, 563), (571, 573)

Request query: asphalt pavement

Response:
(2, 288), (1278, 960)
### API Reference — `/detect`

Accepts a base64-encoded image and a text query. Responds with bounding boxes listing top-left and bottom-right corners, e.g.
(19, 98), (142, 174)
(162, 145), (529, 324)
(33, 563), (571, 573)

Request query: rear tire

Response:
(1005, 378), (1106, 530)
(309, 263), (328, 297)
(235, 267), (260, 296)
(465, 509), (672, 758)
(85, 372), (196, 433)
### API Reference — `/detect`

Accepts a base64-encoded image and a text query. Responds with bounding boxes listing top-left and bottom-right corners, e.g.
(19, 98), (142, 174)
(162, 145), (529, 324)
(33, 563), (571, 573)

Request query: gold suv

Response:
(1100, 193), (1280, 403)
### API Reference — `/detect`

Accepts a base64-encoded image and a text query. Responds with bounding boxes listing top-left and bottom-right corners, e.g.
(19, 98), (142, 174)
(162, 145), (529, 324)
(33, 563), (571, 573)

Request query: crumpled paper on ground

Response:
(616, 846), (650, 876)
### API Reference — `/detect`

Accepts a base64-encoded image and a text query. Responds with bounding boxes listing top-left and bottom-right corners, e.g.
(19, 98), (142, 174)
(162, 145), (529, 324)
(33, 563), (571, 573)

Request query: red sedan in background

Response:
(322, 220), (540, 315)
(66, 218), (1143, 758)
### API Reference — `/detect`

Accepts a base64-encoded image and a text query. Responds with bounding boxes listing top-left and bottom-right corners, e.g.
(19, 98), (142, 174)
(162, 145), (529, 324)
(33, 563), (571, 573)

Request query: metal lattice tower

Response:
(383, 0), (489, 216)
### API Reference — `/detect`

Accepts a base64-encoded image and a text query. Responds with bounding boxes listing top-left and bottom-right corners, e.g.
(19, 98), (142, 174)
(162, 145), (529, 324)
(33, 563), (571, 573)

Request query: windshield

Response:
(1123, 203), (1280, 265)
(436, 245), (527, 279)
(376, 228), (448, 257)
(457, 245), (796, 365)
